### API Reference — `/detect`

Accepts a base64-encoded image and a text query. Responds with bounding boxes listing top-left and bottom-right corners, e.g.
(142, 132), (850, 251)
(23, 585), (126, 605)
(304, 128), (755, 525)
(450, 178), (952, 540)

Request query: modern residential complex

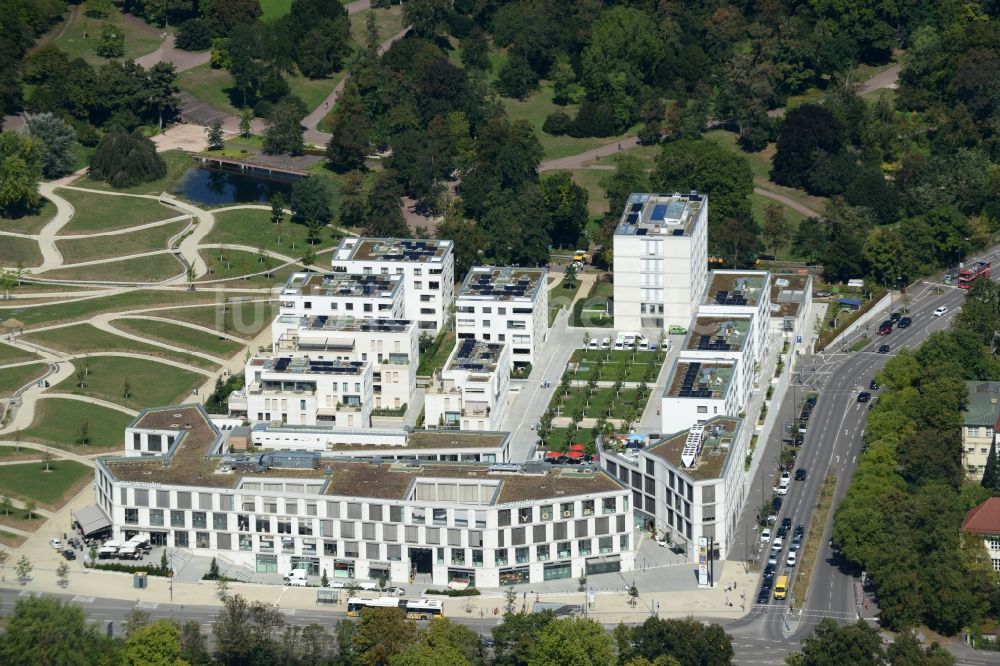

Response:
(613, 192), (709, 330)
(602, 416), (750, 564)
(95, 405), (634, 587)
(424, 339), (512, 432)
(962, 381), (1000, 480)
(456, 266), (549, 370)
(331, 238), (455, 334)
(278, 272), (404, 321)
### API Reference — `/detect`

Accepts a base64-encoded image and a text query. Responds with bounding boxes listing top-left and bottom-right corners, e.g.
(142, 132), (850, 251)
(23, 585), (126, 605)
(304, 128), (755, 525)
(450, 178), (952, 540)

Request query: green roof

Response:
(964, 381), (1000, 426)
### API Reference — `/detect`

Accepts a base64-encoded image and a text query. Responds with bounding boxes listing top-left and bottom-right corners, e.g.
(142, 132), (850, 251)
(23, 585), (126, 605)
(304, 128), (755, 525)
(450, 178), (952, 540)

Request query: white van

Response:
(283, 568), (308, 586)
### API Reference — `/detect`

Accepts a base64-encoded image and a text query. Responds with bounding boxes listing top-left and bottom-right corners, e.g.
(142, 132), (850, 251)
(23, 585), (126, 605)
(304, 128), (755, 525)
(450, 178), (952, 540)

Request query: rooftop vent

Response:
(681, 425), (705, 468)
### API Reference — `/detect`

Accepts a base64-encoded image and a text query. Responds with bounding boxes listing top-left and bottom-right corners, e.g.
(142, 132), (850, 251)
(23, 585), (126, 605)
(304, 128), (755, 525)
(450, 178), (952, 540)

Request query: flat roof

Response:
(282, 272), (402, 299)
(770, 273), (810, 318)
(645, 417), (741, 480)
(703, 271), (767, 307)
(685, 316), (750, 352)
(278, 315), (413, 334)
(251, 355), (366, 376)
(614, 193), (705, 237)
(458, 266), (545, 301)
(329, 430), (510, 451)
(446, 338), (506, 374)
(335, 237), (452, 263)
(666, 360), (735, 399)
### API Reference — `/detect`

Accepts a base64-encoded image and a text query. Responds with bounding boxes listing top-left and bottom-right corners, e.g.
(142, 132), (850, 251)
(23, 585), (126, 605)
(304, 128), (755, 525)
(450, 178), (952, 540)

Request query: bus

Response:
(773, 576), (789, 600)
(959, 261), (991, 289)
(345, 597), (445, 619)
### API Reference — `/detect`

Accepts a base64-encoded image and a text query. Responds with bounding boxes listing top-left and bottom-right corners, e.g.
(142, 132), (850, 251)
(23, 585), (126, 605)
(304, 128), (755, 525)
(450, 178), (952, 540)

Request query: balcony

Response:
(227, 391), (248, 412)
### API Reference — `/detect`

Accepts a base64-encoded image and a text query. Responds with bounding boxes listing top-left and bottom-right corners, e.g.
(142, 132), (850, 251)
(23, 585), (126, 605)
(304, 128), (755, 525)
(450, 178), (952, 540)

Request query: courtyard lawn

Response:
(0, 459), (92, 508)
(0, 363), (48, 399)
(56, 189), (177, 234)
(56, 220), (188, 263)
(553, 386), (643, 420)
(1, 289), (217, 329)
(198, 250), (297, 287)
(51, 355), (204, 408)
(548, 278), (582, 326)
(417, 331), (455, 376)
(573, 280), (614, 327)
(204, 208), (341, 254)
(15, 398), (133, 452)
(112, 318), (244, 359)
(41, 253), (185, 283)
(0, 200), (56, 235)
(75, 150), (193, 195)
(50, 5), (162, 66)
(23, 323), (219, 369)
(168, 300), (277, 340)
(0, 237), (43, 268)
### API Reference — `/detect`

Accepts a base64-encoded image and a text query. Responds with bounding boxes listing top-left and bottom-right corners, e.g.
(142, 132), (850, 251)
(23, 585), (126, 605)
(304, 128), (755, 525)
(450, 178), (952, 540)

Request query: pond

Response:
(172, 166), (296, 206)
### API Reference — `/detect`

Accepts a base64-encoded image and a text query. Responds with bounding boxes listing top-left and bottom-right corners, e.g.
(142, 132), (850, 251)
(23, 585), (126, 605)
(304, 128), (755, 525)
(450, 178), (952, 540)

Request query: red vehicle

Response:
(959, 261), (992, 289)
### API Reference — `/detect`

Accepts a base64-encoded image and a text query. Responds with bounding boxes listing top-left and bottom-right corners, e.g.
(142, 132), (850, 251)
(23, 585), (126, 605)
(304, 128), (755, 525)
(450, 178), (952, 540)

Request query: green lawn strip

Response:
(417, 331), (455, 376)
(23, 323), (220, 369)
(501, 82), (616, 162)
(0, 530), (27, 547)
(0, 446), (42, 459)
(0, 237), (43, 268)
(177, 63), (240, 116)
(1, 289), (217, 329)
(50, 6), (162, 66)
(0, 200), (55, 235)
(51, 354), (205, 409)
(74, 150), (193, 195)
(260, 0), (293, 20)
(15, 398), (133, 453)
(548, 278), (582, 326)
(112, 317), (244, 359)
(605, 143), (661, 168)
(168, 300), (278, 340)
(205, 207), (340, 253)
(56, 189), (178, 234)
(41, 253), (184, 284)
(566, 169), (611, 217)
(702, 129), (773, 182)
(57, 221), (188, 263)
(0, 459), (92, 509)
(198, 249), (297, 288)
(0, 363), (49, 399)
(349, 6), (405, 46)
(0, 344), (37, 364)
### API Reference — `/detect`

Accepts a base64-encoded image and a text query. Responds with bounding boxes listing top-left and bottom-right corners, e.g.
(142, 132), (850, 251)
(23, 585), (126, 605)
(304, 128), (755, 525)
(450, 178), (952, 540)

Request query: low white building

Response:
(613, 192), (709, 331)
(455, 267), (548, 370)
(425, 339), (511, 431)
(602, 416), (749, 566)
(236, 355), (373, 428)
(331, 238), (455, 335)
(699, 270), (771, 373)
(279, 272), (404, 320)
(270, 314), (418, 412)
(660, 359), (739, 435)
(94, 405), (635, 588)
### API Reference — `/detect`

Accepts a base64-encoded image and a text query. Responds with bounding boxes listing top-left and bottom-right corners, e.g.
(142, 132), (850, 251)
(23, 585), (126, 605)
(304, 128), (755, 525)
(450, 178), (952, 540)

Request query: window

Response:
(583, 500), (595, 516)
(282, 537), (295, 554)
(537, 544), (550, 561)
(174, 531), (189, 548)
(125, 508), (138, 524)
(496, 549), (508, 566)
(341, 522), (355, 539)
(197, 532), (210, 549)
(277, 520), (292, 534)
(170, 511), (185, 528)
(192, 512), (207, 529)
(557, 541), (571, 558)
(298, 521), (313, 536)
(213, 513), (228, 531)
(518, 508), (533, 524)
(388, 544), (402, 561)
(578, 539), (591, 556)
(599, 536), (613, 553)
(369, 504), (383, 521)
(255, 517), (269, 533)
(149, 509), (164, 527)
(498, 509), (511, 527)
(603, 498), (616, 514)
(260, 537), (274, 553)
(515, 547), (529, 564)
(540, 504), (553, 521)
(560, 503), (574, 519)
(433, 508), (447, 525)
(239, 534), (253, 551)
(412, 508), (426, 524)
(620, 534), (630, 550)
(452, 549), (465, 565)
(533, 525), (546, 543)
(390, 506), (403, 522)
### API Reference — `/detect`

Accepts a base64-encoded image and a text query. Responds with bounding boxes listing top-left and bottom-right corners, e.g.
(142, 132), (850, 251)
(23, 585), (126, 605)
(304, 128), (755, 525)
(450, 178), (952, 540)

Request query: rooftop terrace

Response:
(666, 361), (735, 399)
(458, 266), (545, 300)
(703, 271), (767, 308)
(446, 338), (507, 374)
(278, 315), (412, 334)
(335, 238), (452, 264)
(770, 273), (810, 318)
(645, 417), (741, 480)
(685, 316), (750, 352)
(282, 272), (402, 299)
(252, 355), (366, 376)
(614, 193), (705, 237)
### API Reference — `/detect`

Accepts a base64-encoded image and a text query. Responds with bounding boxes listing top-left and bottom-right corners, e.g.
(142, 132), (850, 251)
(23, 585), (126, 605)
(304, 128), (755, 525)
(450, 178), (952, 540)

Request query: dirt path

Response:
(753, 187), (821, 219)
(539, 137), (640, 172)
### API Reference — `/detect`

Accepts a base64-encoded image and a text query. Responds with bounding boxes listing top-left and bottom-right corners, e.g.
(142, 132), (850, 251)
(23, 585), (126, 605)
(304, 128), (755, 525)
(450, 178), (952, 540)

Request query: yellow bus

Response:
(773, 576), (789, 600)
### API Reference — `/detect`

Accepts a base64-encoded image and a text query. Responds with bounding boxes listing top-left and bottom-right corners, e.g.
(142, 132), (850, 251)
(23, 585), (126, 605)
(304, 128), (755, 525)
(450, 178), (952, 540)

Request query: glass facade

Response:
(543, 561), (571, 581)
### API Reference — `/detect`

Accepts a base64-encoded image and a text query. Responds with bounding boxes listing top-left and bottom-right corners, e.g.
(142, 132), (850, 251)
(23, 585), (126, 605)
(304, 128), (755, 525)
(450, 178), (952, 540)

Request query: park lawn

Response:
(41, 252), (184, 283)
(0, 343), (37, 365)
(0, 237), (42, 268)
(177, 63), (240, 116)
(199, 250), (297, 288)
(112, 318), (244, 358)
(702, 129), (774, 183)
(57, 221), (188, 263)
(168, 300), (278, 340)
(74, 150), (194, 195)
(0, 200), (55, 235)
(288, 71), (345, 114)
(566, 170), (611, 217)
(56, 189), (177, 234)
(751, 193), (808, 260)
(606, 142), (661, 168)
(51, 354), (204, 409)
(23, 323), (219, 369)
(260, 0), (293, 20)
(205, 207), (340, 254)
(15, 398), (133, 452)
(350, 6), (405, 46)
(0, 363), (48, 399)
(0, 459), (93, 509)
(50, 5), (162, 66)
(1, 289), (217, 330)
(556, 386), (642, 420)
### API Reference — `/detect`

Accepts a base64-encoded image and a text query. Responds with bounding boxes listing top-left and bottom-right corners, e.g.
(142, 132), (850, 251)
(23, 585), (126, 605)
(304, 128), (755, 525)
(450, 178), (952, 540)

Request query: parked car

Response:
(779, 471), (791, 487)
(61, 549), (76, 561)
(890, 312), (902, 323)
(588, 339), (599, 349)
(933, 306), (948, 317)
(774, 484), (788, 496)
(771, 536), (784, 550)
(857, 391), (872, 403)
(877, 344), (890, 354)
(869, 379), (879, 390)
(760, 528), (771, 543)
(49, 538), (61, 550)
(600, 337), (611, 349)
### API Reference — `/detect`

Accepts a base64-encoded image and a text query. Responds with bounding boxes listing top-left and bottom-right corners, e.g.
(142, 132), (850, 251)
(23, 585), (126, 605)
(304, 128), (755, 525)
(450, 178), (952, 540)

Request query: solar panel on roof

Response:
(650, 204), (668, 220)
(630, 203), (642, 212)
(625, 212), (639, 224)
(636, 228), (648, 236)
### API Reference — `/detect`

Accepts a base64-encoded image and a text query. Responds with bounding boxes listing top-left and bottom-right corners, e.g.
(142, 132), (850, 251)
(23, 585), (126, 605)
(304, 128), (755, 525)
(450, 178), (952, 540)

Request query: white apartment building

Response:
(424, 339), (511, 431)
(234, 355), (373, 428)
(248, 424), (512, 463)
(279, 272), (404, 320)
(962, 381), (1000, 479)
(699, 271), (771, 363)
(94, 405), (634, 588)
(602, 416), (750, 565)
(660, 359), (739, 434)
(332, 238), (455, 335)
(456, 267), (549, 370)
(613, 192), (709, 331)
(270, 314), (418, 411)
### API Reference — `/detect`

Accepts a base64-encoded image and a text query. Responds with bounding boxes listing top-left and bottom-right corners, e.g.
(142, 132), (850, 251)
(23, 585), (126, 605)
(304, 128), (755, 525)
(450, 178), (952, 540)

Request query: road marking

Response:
(137, 601), (159, 610)
(72, 595), (95, 603)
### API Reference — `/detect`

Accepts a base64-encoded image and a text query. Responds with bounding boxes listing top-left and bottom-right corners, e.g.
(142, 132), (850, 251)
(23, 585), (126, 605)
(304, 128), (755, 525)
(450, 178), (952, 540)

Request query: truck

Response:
(959, 260), (991, 289)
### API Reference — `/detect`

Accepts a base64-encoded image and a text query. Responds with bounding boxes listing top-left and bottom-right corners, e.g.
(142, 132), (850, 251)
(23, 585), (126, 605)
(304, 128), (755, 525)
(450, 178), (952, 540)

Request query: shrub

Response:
(568, 99), (616, 138)
(176, 18), (213, 51)
(89, 126), (166, 188)
(424, 587), (481, 597)
(542, 111), (571, 136)
(86, 561), (171, 577)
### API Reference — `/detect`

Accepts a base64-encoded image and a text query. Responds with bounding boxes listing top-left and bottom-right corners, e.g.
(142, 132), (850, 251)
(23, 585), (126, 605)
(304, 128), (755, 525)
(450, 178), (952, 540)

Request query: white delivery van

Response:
(283, 568), (308, 586)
